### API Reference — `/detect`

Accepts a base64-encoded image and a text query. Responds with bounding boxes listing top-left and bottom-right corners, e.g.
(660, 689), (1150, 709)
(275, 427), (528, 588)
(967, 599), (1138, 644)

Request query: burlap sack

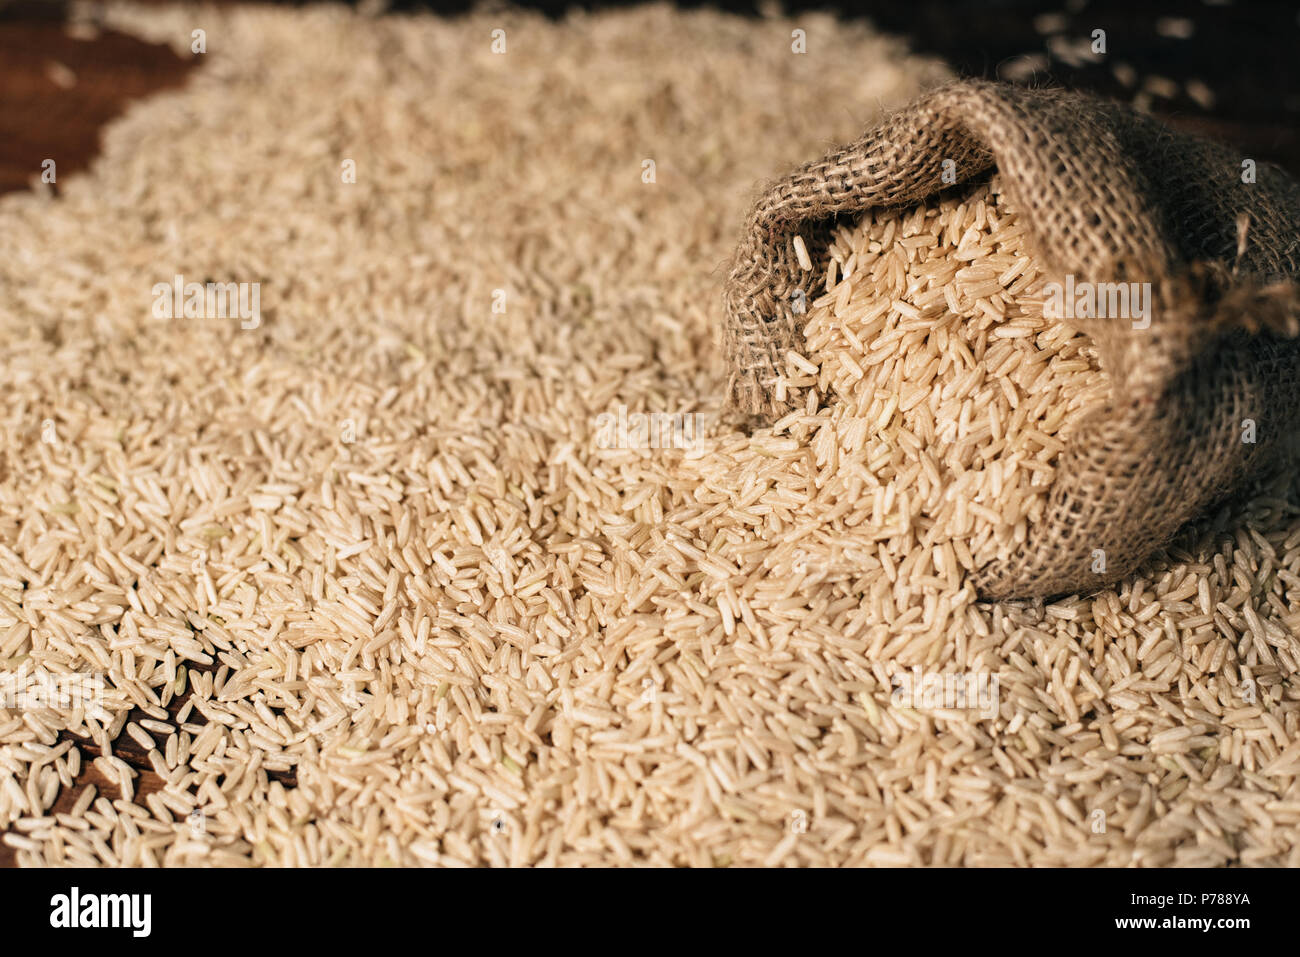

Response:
(723, 80), (1300, 600)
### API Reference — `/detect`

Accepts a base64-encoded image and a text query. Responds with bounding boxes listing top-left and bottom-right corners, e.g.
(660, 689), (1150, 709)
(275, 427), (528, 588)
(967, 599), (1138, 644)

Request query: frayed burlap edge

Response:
(722, 80), (1300, 599)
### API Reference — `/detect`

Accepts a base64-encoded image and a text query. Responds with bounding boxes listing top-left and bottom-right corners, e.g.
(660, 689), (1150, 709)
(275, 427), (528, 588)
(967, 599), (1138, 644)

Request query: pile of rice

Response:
(2, 2), (1299, 868)
(799, 175), (1110, 573)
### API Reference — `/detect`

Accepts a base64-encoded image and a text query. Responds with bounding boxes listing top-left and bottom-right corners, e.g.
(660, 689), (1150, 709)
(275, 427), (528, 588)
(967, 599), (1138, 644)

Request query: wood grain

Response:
(0, 0), (195, 196)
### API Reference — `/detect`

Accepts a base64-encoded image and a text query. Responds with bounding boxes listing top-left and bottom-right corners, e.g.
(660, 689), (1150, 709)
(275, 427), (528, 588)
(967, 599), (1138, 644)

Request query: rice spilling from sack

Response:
(1, 3), (1299, 868)
(799, 175), (1110, 573)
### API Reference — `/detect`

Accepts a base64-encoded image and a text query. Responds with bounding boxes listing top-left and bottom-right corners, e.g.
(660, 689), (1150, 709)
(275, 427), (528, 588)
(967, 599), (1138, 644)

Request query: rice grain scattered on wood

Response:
(0, 2), (1298, 868)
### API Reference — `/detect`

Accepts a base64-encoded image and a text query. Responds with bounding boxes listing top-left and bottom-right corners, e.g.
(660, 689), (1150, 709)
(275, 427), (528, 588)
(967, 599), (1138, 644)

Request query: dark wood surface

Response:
(0, 0), (196, 196)
(2, 0), (1297, 866)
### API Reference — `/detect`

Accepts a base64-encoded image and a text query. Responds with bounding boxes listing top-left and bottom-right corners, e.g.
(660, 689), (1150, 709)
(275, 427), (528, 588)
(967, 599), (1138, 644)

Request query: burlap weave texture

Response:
(722, 81), (1300, 599)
